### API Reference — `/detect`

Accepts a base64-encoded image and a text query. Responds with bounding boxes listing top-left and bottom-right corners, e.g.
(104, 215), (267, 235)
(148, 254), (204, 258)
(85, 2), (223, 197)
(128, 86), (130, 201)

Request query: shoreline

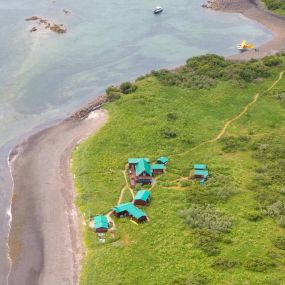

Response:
(209, 0), (285, 60)
(7, 110), (107, 285)
(6, 1), (285, 284)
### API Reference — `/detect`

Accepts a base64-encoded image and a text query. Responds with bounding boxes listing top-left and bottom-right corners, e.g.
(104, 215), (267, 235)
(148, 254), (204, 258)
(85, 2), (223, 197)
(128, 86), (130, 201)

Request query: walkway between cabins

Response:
(107, 71), (284, 229)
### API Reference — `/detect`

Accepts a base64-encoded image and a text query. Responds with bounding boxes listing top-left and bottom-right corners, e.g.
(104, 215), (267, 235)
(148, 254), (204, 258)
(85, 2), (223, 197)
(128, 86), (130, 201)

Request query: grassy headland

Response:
(263, 0), (285, 16)
(72, 54), (285, 285)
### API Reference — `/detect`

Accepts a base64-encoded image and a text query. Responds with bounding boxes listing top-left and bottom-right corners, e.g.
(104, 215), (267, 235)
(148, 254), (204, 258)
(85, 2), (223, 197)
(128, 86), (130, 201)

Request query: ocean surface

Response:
(0, 0), (272, 282)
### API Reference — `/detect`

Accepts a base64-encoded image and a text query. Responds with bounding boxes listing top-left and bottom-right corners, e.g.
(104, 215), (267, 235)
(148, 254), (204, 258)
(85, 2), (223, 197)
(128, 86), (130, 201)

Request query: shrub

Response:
(246, 211), (263, 222)
(277, 215), (285, 227)
(245, 258), (276, 272)
(161, 128), (177, 139)
(263, 56), (283, 67)
(212, 257), (239, 270)
(106, 92), (121, 102)
(272, 236), (285, 250)
(119, 81), (137, 94)
(265, 201), (285, 217)
(194, 230), (222, 256)
(186, 273), (209, 285)
(179, 204), (232, 233)
(166, 112), (178, 121)
(220, 135), (250, 153)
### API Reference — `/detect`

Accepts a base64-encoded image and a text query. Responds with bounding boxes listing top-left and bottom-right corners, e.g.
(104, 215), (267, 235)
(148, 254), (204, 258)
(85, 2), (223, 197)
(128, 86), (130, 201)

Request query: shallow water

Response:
(0, 0), (272, 282)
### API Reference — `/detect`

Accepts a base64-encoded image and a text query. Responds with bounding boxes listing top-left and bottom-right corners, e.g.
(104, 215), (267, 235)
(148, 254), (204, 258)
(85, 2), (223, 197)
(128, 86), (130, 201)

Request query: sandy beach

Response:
(7, 110), (107, 285)
(6, 1), (285, 285)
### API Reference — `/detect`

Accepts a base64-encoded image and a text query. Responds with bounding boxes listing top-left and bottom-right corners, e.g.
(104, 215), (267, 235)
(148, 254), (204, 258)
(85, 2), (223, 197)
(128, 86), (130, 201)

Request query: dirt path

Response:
(176, 71), (284, 160)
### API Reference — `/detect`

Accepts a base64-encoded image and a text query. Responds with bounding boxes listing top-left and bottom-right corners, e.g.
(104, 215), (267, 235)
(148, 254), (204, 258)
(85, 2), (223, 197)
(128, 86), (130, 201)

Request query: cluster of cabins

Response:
(128, 156), (168, 187)
(92, 156), (169, 232)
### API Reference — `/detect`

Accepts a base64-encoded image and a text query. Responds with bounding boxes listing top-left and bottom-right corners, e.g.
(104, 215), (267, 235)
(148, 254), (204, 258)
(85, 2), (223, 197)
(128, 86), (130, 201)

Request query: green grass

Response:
(262, 0), (285, 16)
(72, 55), (285, 285)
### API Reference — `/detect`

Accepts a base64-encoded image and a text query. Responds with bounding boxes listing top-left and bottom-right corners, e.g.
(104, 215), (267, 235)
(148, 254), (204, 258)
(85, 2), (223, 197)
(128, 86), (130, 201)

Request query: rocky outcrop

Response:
(25, 16), (67, 34)
(72, 94), (108, 120)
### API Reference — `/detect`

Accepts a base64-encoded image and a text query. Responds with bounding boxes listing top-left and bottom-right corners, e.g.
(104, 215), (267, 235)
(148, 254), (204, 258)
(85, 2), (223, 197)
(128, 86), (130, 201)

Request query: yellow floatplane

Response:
(237, 40), (254, 51)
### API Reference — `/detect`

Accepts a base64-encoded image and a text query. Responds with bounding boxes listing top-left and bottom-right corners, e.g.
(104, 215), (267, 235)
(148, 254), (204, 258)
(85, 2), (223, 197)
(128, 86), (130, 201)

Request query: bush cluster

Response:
(105, 81), (137, 102)
(152, 54), (281, 90)
(220, 135), (250, 153)
(245, 258), (276, 272)
(263, 0), (285, 11)
(212, 257), (240, 270)
(179, 204), (232, 233)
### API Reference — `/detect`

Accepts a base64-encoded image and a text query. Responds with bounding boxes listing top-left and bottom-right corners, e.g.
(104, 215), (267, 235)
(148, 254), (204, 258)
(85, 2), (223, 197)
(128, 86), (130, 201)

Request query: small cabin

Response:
(134, 190), (151, 206)
(194, 164), (207, 170)
(129, 207), (148, 223)
(157, 156), (169, 164)
(194, 169), (209, 179)
(151, 164), (165, 175)
(93, 215), (109, 233)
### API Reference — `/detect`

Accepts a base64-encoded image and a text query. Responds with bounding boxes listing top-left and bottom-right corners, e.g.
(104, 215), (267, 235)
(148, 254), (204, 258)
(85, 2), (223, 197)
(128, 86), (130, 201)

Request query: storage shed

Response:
(151, 164), (165, 175)
(194, 169), (209, 179)
(134, 190), (151, 206)
(93, 215), (109, 233)
(194, 164), (207, 170)
(157, 156), (169, 164)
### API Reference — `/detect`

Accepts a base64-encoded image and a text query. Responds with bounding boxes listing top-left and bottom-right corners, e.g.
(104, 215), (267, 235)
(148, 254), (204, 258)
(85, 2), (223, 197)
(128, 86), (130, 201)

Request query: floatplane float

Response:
(237, 40), (254, 51)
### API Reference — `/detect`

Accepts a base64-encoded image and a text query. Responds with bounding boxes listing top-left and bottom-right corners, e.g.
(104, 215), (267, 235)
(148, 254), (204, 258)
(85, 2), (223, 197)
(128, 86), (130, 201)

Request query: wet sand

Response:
(8, 110), (107, 285)
(210, 0), (285, 60)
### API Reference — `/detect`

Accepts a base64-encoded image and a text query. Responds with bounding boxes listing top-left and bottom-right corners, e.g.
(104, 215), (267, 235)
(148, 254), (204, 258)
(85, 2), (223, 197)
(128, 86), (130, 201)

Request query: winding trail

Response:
(177, 71), (284, 158)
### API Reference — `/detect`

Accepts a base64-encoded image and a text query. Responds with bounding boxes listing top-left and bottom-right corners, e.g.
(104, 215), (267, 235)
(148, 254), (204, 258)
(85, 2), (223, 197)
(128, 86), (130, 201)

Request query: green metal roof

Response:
(194, 164), (207, 170)
(128, 158), (150, 164)
(136, 158), (152, 176)
(134, 190), (151, 202)
(113, 202), (147, 219)
(194, 169), (209, 177)
(112, 202), (133, 213)
(94, 215), (109, 229)
(151, 164), (165, 170)
(157, 156), (169, 164)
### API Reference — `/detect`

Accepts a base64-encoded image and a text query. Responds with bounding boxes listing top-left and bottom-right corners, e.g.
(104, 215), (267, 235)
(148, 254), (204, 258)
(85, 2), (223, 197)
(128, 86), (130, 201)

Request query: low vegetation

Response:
(263, 0), (285, 16)
(72, 54), (285, 284)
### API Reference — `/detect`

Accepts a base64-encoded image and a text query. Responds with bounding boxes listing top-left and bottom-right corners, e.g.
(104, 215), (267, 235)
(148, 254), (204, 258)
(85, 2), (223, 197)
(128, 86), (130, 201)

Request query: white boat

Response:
(153, 6), (163, 14)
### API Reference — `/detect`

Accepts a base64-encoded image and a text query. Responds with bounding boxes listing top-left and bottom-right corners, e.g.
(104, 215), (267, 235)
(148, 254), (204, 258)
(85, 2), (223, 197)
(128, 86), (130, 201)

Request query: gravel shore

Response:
(207, 0), (285, 60)
(6, 1), (285, 284)
(8, 110), (107, 285)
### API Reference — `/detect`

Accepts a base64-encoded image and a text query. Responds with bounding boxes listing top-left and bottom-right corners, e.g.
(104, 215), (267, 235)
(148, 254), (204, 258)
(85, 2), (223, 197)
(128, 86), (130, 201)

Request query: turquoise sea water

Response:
(0, 0), (272, 282)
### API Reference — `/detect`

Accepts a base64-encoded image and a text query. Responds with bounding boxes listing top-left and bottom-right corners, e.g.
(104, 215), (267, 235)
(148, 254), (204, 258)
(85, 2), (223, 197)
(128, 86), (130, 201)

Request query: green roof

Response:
(157, 156), (169, 164)
(136, 158), (152, 176)
(113, 202), (147, 219)
(128, 158), (150, 164)
(194, 169), (209, 177)
(194, 164), (207, 170)
(112, 202), (133, 213)
(134, 190), (151, 202)
(93, 215), (109, 229)
(151, 164), (165, 170)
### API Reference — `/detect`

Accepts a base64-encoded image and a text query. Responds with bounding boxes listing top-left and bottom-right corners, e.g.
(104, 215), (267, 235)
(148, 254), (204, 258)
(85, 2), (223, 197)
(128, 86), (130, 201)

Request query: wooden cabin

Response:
(134, 190), (151, 206)
(128, 158), (153, 187)
(151, 164), (165, 175)
(93, 215), (109, 233)
(112, 202), (148, 223)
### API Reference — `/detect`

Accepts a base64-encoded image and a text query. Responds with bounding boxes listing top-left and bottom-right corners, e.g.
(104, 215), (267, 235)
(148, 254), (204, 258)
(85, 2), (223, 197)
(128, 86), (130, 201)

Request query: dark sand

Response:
(210, 0), (285, 60)
(6, 1), (285, 285)
(8, 110), (107, 285)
